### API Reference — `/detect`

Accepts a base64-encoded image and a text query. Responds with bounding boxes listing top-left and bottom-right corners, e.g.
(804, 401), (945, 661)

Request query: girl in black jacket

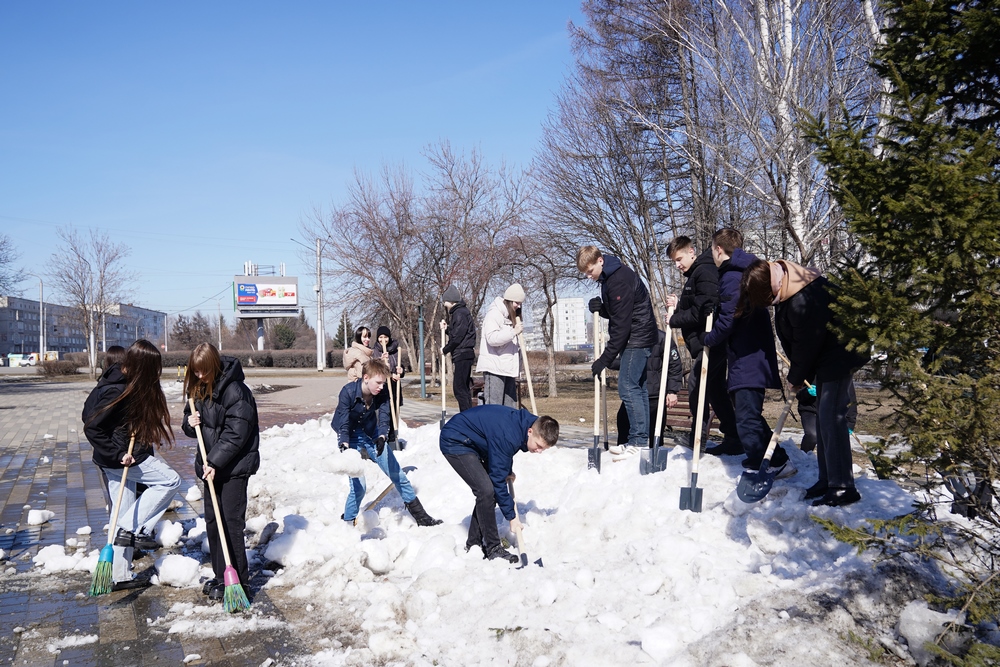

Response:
(82, 340), (181, 590)
(373, 325), (406, 441)
(182, 343), (260, 599)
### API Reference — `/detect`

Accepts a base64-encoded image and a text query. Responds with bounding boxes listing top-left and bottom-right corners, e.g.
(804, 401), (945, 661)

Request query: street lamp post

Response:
(25, 274), (44, 359)
(291, 237), (327, 372)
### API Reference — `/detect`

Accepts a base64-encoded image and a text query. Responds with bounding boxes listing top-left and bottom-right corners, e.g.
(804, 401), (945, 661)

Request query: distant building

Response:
(524, 297), (588, 352)
(0, 296), (165, 357)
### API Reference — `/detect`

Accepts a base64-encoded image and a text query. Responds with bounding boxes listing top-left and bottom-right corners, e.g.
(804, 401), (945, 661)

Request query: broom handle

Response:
(188, 398), (234, 569)
(761, 395), (795, 463)
(690, 313), (713, 474)
(514, 316), (537, 415)
(653, 307), (676, 441)
(107, 434), (136, 544)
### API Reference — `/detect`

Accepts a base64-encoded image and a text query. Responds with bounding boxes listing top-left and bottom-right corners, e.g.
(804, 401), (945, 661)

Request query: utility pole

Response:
(315, 238), (325, 372)
(26, 274), (44, 358)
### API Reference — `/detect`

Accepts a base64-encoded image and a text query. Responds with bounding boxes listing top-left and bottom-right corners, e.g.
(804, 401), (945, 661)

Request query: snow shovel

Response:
(680, 314), (713, 511)
(736, 395), (795, 503)
(386, 375), (399, 451)
(642, 307), (675, 475)
(189, 399), (251, 612)
(439, 322), (447, 429)
(588, 313), (602, 472)
(88, 434), (135, 596)
(507, 479), (542, 568)
(515, 316), (538, 414)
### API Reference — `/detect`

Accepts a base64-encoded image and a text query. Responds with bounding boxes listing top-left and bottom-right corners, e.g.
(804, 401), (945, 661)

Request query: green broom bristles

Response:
(88, 559), (113, 596)
(223, 583), (251, 613)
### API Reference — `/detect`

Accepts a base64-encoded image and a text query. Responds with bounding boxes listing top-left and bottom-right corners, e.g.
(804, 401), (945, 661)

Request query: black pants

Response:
(688, 344), (738, 442)
(443, 452), (501, 551)
(452, 358), (474, 412)
(798, 378), (857, 451)
(204, 476), (249, 586)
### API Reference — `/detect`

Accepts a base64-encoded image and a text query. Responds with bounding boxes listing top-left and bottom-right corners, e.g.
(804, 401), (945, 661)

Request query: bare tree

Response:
(0, 234), (22, 294)
(48, 228), (135, 376)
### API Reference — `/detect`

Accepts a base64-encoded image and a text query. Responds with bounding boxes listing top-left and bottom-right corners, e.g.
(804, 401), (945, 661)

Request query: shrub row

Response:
(38, 360), (80, 377)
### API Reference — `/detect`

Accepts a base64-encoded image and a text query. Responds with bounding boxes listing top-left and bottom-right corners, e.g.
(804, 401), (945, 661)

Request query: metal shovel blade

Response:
(653, 444), (668, 473)
(639, 448), (652, 475)
(588, 446), (602, 472)
(679, 472), (703, 512)
(737, 462), (775, 503)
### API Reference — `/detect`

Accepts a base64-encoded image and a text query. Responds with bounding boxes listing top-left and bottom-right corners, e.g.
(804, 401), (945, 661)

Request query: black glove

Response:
(376, 435), (386, 456)
(589, 297), (603, 313)
(338, 442), (348, 453)
(591, 358), (607, 376)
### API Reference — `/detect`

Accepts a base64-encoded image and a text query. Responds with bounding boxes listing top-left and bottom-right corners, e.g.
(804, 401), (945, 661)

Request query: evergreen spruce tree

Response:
(810, 0), (1000, 659)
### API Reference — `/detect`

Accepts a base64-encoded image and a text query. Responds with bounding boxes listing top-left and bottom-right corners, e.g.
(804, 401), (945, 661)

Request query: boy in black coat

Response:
(441, 285), (477, 412)
(666, 237), (740, 454)
(577, 245), (658, 451)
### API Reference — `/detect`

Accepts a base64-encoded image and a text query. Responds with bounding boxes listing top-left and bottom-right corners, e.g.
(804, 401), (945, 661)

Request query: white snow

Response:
(190, 414), (928, 665)
(185, 485), (202, 502)
(26, 509), (55, 525)
(76, 525), (92, 535)
(898, 600), (966, 666)
(154, 554), (204, 588)
(46, 634), (98, 653)
(154, 519), (185, 548)
(32, 544), (93, 573)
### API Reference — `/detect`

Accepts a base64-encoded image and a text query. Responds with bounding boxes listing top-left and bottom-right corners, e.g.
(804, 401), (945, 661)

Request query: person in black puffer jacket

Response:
(441, 285), (477, 412)
(182, 343), (260, 599)
(373, 325), (407, 441)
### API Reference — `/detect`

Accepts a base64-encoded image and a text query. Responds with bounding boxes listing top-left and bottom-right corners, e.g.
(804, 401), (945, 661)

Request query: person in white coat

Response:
(476, 283), (525, 407)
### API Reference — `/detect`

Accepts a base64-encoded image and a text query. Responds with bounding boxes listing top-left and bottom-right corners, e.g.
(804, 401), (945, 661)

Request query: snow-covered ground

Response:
(237, 416), (954, 666)
(17, 407), (972, 665)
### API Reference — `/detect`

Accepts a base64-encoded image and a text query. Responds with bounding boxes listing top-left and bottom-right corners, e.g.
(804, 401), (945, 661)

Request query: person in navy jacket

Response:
(333, 357), (440, 526)
(703, 228), (788, 472)
(439, 405), (559, 563)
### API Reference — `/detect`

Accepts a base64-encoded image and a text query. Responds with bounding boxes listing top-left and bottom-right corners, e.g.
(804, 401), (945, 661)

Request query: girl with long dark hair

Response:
(83, 339), (181, 590)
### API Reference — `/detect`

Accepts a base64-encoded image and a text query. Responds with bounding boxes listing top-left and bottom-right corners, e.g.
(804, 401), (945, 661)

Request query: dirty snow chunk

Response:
(155, 554), (202, 588)
(76, 526), (92, 535)
(368, 631), (416, 660)
(155, 520), (184, 548)
(26, 509), (55, 525)
(46, 634), (97, 653)
(41, 455), (51, 462)
(185, 485), (202, 502)
(0, 548), (5, 560)
(898, 600), (965, 667)
(43, 435), (54, 440)
(183, 655), (201, 664)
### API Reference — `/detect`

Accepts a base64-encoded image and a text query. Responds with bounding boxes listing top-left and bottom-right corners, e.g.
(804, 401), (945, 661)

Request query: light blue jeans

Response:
(103, 455), (181, 583)
(343, 432), (415, 521)
(618, 347), (651, 447)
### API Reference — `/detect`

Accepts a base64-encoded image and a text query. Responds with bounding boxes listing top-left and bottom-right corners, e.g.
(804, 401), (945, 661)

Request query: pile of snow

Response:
(161, 380), (185, 402)
(26, 509), (55, 526)
(229, 415), (930, 665)
(46, 634), (97, 654)
(185, 485), (202, 502)
(154, 554), (206, 588)
(155, 519), (185, 549)
(32, 544), (95, 573)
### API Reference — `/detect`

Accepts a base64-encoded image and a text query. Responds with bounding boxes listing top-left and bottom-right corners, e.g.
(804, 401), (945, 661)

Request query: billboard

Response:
(234, 277), (300, 318)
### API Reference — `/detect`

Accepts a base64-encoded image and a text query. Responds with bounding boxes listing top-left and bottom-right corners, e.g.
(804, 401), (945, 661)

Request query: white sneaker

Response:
(608, 445), (625, 456)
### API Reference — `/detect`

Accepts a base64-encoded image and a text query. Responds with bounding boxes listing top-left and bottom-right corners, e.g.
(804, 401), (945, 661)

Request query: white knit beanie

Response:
(503, 283), (526, 302)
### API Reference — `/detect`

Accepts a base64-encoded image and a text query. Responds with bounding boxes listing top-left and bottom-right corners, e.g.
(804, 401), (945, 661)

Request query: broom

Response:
(89, 434), (135, 596)
(188, 398), (251, 612)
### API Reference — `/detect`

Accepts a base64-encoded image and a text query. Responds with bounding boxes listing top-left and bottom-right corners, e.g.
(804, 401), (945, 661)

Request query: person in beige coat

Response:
(476, 284), (525, 407)
(343, 327), (372, 380)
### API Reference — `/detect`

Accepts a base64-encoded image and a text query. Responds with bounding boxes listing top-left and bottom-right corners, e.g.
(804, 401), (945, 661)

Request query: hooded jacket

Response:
(442, 300), (476, 363)
(439, 405), (538, 522)
(772, 259), (868, 385)
(595, 255), (658, 368)
(669, 248), (718, 359)
(343, 341), (373, 380)
(704, 247), (780, 391)
(476, 296), (521, 377)
(82, 364), (154, 468)
(331, 378), (391, 445)
(181, 356), (260, 481)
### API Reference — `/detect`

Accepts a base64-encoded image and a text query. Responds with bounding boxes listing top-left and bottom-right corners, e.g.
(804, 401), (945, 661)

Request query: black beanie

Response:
(376, 325), (391, 341)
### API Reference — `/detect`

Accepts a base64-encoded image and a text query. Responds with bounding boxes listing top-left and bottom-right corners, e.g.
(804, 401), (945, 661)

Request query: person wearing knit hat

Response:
(373, 325), (407, 442)
(476, 284), (526, 407)
(441, 286), (477, 412)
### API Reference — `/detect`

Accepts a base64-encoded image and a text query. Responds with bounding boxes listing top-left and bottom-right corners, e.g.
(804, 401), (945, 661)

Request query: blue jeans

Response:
(732, 388), (772, 463)
(343, 432), (416, 521)
(618, 347), (651, 447)
(816, 374), (856, 490)
(103, 455), (181, 583)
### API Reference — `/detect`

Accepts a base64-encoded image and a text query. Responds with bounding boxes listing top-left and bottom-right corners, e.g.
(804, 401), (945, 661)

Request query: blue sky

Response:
(0, 2), (582, 327)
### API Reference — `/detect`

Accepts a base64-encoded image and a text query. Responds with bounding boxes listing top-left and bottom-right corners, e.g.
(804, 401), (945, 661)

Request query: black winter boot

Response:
(405, 497), (442, 526)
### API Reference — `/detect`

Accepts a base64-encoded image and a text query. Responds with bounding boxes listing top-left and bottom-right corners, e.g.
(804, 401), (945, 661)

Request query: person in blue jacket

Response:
(439, 405), (559, 563)
(703, 228), (789, 474)
(333, 357), (441, 526)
